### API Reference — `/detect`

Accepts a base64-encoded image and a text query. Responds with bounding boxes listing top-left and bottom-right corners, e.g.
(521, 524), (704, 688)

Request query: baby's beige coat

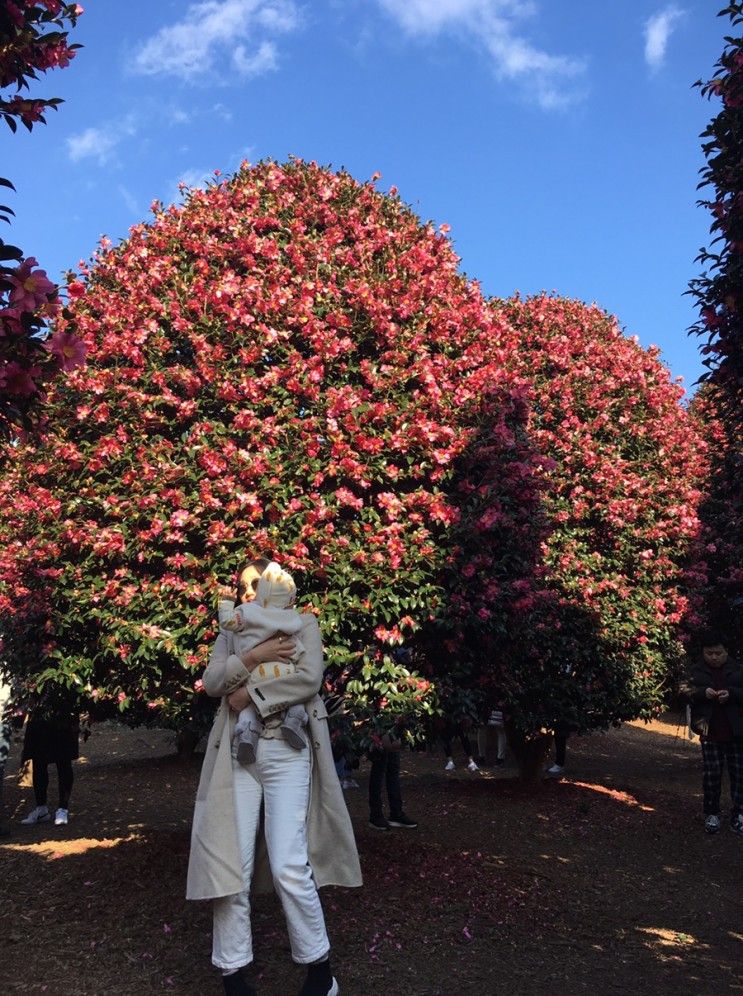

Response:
(186, 613), (362, 901)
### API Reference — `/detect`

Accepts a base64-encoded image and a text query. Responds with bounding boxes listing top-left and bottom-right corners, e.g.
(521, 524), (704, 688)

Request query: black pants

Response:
(33, 759), (74, 809)
(554, 722), (571, 766)
(369, 750), (403, 819)
(554, 732), (568, 767)
(442, 732), (474, 759)
(701, 740), (743, 818)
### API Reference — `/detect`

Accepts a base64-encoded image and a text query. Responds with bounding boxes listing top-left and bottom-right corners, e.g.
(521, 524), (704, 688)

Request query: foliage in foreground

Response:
(0, 1), (85, 438)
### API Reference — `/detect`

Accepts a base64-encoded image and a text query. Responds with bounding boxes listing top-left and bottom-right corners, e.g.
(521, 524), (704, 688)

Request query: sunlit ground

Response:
(2, 834), (141, 860)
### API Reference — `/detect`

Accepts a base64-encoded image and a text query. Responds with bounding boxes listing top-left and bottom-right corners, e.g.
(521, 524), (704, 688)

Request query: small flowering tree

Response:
(488, 295), (709, 735)
(0, 160), (544, 746)
(686, 2), (743, 649)
(0, 1), (85, 438)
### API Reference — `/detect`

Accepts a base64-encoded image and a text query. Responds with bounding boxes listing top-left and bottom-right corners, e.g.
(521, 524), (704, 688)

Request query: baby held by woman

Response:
(218, 562), (308, 765)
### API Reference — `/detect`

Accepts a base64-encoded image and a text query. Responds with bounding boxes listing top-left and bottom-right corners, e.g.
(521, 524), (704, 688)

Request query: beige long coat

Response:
(186, 612), (362, 901)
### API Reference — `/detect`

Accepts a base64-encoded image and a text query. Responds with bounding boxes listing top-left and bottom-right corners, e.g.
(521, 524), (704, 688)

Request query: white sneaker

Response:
(444, 759), (455, 771)
(545, 764), (565, 778)
(54, 808), (69, 826)
(705, 814), (721, 834)
(467, 760), (480, 772)
(731, 814), (743, 835)
(21, 806), (50, 825)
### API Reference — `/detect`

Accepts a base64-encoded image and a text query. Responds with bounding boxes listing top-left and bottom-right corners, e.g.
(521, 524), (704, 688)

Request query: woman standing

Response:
(187, 559), (361, 996)
(19, 686), (80, 827)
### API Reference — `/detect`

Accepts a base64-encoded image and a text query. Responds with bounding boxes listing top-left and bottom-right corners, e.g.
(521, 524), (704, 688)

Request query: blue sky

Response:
(4, 0), (726, 395)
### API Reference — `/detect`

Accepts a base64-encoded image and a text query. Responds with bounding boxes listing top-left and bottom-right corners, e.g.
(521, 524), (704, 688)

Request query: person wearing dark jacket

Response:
(679, 632), (743, 835)
(19, 687), (81, 828)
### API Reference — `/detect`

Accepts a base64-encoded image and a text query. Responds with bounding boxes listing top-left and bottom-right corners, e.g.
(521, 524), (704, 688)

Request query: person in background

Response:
(441, 719), (479, 773)
(326, 694), (359, 790)
(679, 631), (743, 835)
(0, 679), (12, 837)
(545, 722), (571, 778)
(368, 733), (418, 831)
(477, 705), (508, 768)
(19, 686), (81, 827)
(368, 646), (418, 831)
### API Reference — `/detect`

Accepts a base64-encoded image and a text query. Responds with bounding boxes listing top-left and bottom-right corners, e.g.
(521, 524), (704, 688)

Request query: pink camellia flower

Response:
(66, 280), (86, 299)
(5, 2), (24, 28)
(0, 361), (38, 396)
(6, 98), (45, 127)
(9, 257), (56, 312)
(47, 330), (87, 371)
(36, 40), (75, 70)
(0, 306), (24, 335)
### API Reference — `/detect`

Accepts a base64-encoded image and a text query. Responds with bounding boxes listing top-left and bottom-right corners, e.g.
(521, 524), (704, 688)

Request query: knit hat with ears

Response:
(256, 561), (297, 609)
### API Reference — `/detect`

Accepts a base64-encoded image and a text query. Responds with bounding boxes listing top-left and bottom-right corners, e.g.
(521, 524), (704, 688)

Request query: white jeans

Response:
(476, 726), (507, 760)
(212, 737), (330, 971)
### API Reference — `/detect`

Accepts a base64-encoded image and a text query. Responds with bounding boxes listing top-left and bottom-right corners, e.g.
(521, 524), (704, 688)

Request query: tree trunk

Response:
(507, 727), (552, 782)
(175, 726), (200, 758)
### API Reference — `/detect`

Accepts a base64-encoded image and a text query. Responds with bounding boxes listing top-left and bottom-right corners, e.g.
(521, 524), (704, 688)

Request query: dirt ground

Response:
(1, 714), (741, 996)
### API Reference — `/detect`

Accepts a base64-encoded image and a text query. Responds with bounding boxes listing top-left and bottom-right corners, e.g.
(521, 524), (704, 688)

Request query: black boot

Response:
(222, 968), (257, 996)
(298, 958), (338, 996)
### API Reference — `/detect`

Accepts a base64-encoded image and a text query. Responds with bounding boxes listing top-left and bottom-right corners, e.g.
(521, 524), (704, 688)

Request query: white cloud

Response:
(169, 145), (255, 204)
(169, 107), (191, 125)
(132, 0), (299, 82)
(169, 166), (216, 205)
(378, 0), (492, 35)
(644, 6), (684, 71)
(66, 117), (137, 165)
(233, 39), (278, 75)
(177, 167), (215, 189)
(118, 185), (141, 215)
(375, 0), (585, 109)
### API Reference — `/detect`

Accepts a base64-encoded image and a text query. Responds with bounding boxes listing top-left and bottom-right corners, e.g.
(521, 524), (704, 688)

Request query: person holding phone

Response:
(680, 631), (743, 835)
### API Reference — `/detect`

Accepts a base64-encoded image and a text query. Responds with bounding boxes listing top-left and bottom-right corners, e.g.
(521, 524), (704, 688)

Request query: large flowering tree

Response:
(0, 0), (85, 438)
(487, 295), (709, 734)
(0, 160), (547, 744)
(686, 2), (743, 650)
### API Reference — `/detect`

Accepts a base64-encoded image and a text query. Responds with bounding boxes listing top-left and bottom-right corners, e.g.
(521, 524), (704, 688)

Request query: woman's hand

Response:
(241, 634), (296, 672)
(227, 686), (252, 712)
